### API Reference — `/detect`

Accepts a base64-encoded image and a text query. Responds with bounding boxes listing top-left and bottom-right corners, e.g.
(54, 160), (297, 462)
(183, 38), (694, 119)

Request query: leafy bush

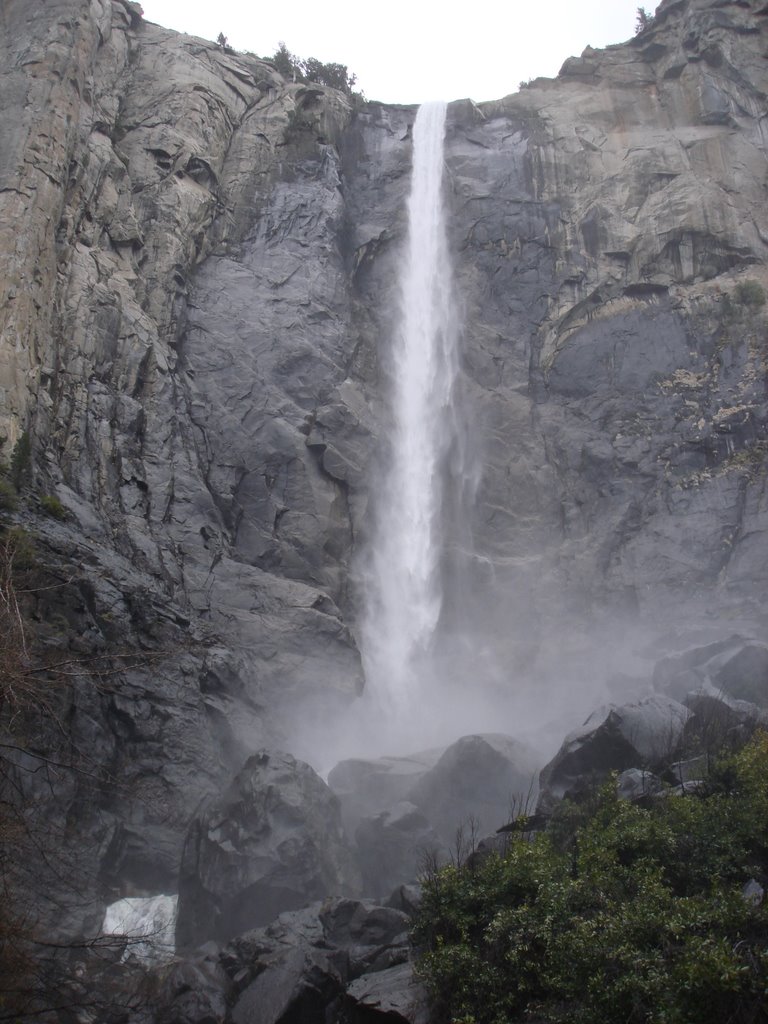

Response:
(2, 526), (36, 571)
(734, 279), (766, 309)
(414, 734), (768, 1024)
(40, 495), (66, 520)
(0, 479), (17, 512)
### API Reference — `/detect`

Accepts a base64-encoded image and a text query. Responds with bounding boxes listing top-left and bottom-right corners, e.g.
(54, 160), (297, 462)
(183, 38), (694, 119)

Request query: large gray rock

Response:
(153, 944), (230, 1024)
(226, 899), (411, 1024)
(328, 750), (442, 834)
(176, 751), (360, 949)
(653, 636), (768, 751)
(344, 962), (429, 1024)
(537, 696), (691, 812)
(409, 734), (539, 844)
(331, 735), (538, 885)
(149, 898), (413, 1024)
(355, 803), (440, 900)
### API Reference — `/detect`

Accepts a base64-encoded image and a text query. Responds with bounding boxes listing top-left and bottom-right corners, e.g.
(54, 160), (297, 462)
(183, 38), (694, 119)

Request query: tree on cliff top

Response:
(635, 6), (654, 33)
(266, 42), (357, 94)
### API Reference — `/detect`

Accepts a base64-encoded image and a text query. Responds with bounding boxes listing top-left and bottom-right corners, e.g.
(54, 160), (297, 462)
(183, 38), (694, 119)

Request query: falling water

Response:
(362, 100), (461, 716)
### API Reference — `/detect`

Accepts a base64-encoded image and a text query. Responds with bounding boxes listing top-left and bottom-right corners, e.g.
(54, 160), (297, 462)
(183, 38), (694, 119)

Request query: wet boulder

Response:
(225, 899), (411, 1024)
(712, 642), (768, 708)
(328, 750), (442, 834)
(653, 635), (768, 707)
(537, 696), (690, 813)
(355, 802), (440, 900)
(616, 768), (663, 802)
(153, 944), (230, 1024)
(408, 734), (539, 843)
(653, 636), (768, 750)
(344, 962), (429, 1024)
(176, 751), (360, 949)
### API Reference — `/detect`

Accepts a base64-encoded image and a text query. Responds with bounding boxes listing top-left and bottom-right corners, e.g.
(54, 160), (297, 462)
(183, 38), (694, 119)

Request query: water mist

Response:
(360, 101), (462, 722)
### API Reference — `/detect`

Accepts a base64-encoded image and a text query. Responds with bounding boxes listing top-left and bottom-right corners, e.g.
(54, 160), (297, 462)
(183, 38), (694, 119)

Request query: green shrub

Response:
(2, 527), (36, 571)
(733, 279), (766, 309)
(0, 479), (17, 512)
(9, 431), (31, 491)
(40, 495), (66, 521)
(414, 733), (768, 1024)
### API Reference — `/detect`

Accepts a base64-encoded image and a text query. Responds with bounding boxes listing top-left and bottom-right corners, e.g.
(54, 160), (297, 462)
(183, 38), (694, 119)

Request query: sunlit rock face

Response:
(1, 0), (767, 931)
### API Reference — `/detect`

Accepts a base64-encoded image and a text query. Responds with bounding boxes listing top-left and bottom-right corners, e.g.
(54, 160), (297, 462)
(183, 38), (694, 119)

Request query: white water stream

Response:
(362, 101), (462, 716)
(102, 894), (177, 965)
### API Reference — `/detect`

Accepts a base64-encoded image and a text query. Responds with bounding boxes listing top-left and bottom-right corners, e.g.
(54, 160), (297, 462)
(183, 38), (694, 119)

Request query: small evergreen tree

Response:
(9, 431), (31, 491)
(635, 6), (653, 33)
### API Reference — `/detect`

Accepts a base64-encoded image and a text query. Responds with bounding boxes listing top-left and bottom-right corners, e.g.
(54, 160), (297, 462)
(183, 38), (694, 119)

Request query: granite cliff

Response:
(0, 0), (767, 975)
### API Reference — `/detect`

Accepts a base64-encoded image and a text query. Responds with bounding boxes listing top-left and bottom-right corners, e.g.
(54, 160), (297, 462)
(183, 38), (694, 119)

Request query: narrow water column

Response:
(362, 100), (460, 717)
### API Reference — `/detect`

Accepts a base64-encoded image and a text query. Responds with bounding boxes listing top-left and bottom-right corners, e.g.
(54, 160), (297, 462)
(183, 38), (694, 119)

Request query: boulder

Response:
(355, 803), (440, 899)
(328, 750), (442, 834)
(713, 643), (768, 708)
(408, 734), (539, 844)
(153, 944), (230, 1024)
(616, 768), (662, 802)
(667, 755), (709, 786)
(344, 962), (429, 1024)
(654, 637), (768, 751)
(537, 696), (690, 813)
(225, 899), (411, 1024)
(385, 885), (422, 918)
(653, 636), (768, 707)
(176, 751), (359, 949)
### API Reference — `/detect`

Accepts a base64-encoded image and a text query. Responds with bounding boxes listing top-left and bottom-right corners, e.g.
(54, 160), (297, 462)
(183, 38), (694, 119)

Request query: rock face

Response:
(176, 751), (360, 949)
(1, 0), (768, 953)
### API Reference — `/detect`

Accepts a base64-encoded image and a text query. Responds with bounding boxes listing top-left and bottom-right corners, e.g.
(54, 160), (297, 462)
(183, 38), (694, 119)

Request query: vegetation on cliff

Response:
(265, 42), (358, 95)
(414, 733), (768, 1024)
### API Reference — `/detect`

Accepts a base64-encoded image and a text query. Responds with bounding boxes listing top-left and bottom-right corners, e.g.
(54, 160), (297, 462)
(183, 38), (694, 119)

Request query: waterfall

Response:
(362, 100), (461, 716)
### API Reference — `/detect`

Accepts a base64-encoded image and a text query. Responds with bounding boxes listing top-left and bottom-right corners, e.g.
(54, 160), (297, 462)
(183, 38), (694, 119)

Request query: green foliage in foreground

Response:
(414, 734), (768, 1024)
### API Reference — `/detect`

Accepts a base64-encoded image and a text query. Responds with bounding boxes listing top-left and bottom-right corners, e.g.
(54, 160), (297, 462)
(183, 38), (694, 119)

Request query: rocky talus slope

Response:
(0, 0), (767, 966)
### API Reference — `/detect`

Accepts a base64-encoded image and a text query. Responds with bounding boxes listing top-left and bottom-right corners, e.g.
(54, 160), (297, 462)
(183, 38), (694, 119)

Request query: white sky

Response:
(137, 0), (644, 105)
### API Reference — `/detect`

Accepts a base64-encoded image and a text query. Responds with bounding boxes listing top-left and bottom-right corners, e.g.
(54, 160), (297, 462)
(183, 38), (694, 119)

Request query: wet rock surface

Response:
(537, 696), (691, 812)
(330, 734), (538, 888)
(355, 803), (440, 901)
(408, 734), (539, 843)
(176, 751), (360, 949)
(152, 898), (422, 1024)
